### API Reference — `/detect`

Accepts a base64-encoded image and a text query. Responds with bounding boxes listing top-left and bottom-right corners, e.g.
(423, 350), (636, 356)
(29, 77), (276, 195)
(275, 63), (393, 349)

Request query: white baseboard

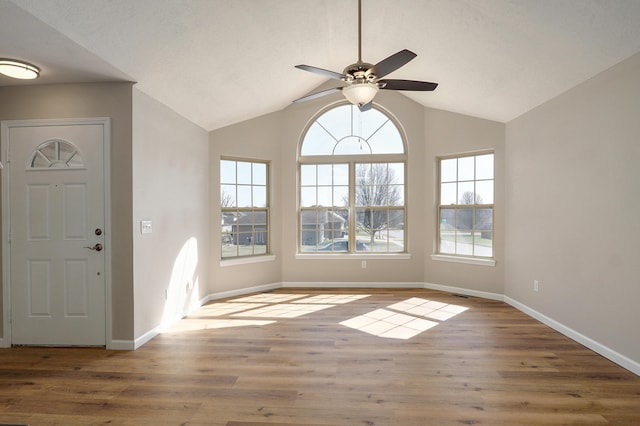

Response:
(281, 281), (424, 289)
(505, 296), (640, 376)
(423, 281), (504, 301)
(199, 282), (281, 305)
(108, 339), (136, 351)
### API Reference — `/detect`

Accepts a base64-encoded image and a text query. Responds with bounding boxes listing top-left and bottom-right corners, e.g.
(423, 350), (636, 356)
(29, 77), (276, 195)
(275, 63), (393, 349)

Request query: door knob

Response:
(84, 243), (103, 252)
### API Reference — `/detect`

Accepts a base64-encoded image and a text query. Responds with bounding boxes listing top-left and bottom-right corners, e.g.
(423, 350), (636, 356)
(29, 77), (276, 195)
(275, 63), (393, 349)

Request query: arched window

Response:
(29, 139), (85, 169)
(299, 103), (407, 254)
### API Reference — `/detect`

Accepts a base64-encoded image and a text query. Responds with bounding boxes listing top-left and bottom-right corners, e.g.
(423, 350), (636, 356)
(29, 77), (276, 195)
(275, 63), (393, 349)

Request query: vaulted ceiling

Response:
(2, 0), (640, 131)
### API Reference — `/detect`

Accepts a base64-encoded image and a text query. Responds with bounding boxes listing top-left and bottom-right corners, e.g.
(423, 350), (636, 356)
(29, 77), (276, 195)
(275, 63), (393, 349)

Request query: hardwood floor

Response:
(1, 288), (639, 425)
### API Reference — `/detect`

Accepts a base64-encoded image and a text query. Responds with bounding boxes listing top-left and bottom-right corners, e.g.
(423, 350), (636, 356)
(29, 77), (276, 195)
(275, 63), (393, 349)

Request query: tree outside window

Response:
(437, 152), (494, 257)
(220, 158), (269, 258)
(299, 104), (406, 254)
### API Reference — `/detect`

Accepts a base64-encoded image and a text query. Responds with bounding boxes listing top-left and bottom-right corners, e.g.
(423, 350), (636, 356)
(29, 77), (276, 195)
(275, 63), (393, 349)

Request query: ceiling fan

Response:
(293, 0), (438, 111)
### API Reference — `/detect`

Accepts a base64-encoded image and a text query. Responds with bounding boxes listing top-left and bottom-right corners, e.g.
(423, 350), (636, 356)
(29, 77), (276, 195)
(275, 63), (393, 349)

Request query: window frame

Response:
(220, 156), (270, 260)
(297, 102), (408, 256)
(435, 150), (495, 262)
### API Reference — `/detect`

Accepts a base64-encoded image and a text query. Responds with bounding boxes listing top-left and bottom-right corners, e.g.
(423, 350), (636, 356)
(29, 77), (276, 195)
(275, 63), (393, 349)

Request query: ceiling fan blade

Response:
(358, 102), (373, 112)
(379, 79), (438, 91)
(292, 87), (342, 103)
(295, 64), (345, 80)
(369, 49), (417, 79)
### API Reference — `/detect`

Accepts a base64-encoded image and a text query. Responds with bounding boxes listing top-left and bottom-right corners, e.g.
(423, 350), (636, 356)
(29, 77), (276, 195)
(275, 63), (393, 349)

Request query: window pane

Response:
(367, 120), (404, 154)
(476, 180), (494, 204)
(317, 186), (332, 206)
(389, 163), (404, 184)
(441, 158), (457, 182)
(301, 187), (317, 207)
(220, 160), (236, 184)
(253, 186), (266, 207)
(457, 209), (473, 231)
(476, 154), (494, 180)
(300, 164), (317, 185)
(439, 213), (455, 254)
(458, 182), (474, 204)
(253, 163), (266, 185)
(389, 185), (404, 206)
(237, 185), (251, 207)
(317, 164), (333, 185)
(237, 161), (252, 184)
(475, 208), (493, 230)
(333, 164), (349, 185)
(334, 185), (348, 206)
(458, 156), (474, 181)
(456, 234), (473, 255)
(221, 185), (236, 207)
(441, 183), (456, 205)
(474, 231), (492, 257)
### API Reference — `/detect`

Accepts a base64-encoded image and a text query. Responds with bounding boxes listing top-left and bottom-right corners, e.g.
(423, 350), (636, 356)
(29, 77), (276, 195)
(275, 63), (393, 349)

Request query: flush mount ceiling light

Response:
(0, 59), (40, 79)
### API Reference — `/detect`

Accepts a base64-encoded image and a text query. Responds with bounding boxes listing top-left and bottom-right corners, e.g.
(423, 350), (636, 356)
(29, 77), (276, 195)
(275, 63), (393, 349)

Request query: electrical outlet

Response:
(533, 280), (539, 292)
(361, 260), (367, 269)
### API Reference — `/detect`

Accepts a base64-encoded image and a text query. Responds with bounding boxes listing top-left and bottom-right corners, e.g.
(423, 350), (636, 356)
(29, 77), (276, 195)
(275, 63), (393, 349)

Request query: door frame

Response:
(1, 117), (112, 348)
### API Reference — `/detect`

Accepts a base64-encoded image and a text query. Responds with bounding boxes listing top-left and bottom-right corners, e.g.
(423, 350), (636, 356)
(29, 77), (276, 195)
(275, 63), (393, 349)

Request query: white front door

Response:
(3, 119), (109, 346)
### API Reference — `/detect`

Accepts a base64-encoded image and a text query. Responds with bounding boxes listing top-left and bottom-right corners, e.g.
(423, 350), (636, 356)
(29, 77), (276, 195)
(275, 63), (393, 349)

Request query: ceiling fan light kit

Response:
(294, 0), (437, 109)
(342, 82), (379, 106)
(0, 58), (40, 79)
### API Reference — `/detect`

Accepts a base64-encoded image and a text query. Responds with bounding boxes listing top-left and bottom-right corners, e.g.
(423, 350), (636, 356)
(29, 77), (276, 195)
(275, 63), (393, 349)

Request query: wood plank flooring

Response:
(1, 288), (639, 425)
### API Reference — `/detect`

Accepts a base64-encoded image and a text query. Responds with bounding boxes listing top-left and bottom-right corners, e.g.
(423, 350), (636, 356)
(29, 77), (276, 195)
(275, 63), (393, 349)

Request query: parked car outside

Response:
(315, 239), (370, 252)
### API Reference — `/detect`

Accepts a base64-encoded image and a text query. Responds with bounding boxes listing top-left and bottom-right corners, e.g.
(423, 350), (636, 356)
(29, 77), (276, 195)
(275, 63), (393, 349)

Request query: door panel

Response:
(7, 121), (107, 346)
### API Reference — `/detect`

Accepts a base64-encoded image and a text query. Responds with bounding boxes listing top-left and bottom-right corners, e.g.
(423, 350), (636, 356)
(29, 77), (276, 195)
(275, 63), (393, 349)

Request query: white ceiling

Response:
(2, 0), (640, 131)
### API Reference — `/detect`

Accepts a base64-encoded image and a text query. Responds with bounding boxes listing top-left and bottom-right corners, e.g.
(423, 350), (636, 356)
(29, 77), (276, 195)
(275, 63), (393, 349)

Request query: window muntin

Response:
(301, 104), (404, 156)
(299, 104), (406, 254)
(221, 158), (269, 258)
(437, 152), (494, 258)
(30, 139), (84, 169)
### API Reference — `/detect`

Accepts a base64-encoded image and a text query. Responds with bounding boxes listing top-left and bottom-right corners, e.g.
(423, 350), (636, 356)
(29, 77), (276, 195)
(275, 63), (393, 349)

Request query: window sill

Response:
(296, 253), (411, 260)
(220, 255), (276, 267)
(431, 254), (496, 267)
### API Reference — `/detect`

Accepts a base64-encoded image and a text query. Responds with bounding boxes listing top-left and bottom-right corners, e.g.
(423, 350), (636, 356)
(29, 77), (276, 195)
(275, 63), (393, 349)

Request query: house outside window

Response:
(220, 158), (269, 258)
(299, 103), (407, 254)
(437, 152), (494, 258)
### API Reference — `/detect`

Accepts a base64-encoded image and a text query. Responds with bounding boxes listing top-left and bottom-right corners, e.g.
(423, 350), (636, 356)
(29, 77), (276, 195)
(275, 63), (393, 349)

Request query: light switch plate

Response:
(140, 220), (153, 234)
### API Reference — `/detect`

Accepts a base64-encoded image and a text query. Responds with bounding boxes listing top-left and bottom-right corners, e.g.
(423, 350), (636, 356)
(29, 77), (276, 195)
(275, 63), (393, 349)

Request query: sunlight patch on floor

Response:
(340, 298), (469, 340)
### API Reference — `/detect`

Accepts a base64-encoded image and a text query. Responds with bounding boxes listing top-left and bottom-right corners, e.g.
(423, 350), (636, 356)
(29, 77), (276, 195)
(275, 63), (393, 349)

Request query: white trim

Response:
(220, 254), (276, 267)
(282, 281), (424, 289)
(1, 118), (112, 349)
(200, 282), (281, 304)
(109, 339), (136, 351)
(296, 253), (411, 260)
(431, 254), (496, 267)
(423, 281), (504, 301)
(505, 296), (640, 376)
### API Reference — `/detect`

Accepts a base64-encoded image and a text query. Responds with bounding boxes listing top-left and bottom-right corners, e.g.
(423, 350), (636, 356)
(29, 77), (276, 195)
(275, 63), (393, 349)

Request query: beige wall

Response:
(505, 52), (640, 363)
(0, 82), (134, 340)
(424, 108), (506, 295)
(209, 112), (283, 293)
(132, 89), (210, 339)
(209, 88), (504, 291)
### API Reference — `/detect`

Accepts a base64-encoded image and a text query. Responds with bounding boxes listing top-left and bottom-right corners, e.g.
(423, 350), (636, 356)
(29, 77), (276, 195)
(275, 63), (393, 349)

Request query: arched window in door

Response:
(29, 139), (85, 169)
